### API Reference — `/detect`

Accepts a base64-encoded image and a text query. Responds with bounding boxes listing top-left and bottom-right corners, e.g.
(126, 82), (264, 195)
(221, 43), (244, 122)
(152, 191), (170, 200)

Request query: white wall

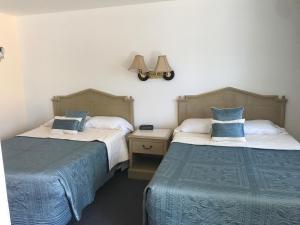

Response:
(0, 13), (27, 139)
(18, 0), (300, 140)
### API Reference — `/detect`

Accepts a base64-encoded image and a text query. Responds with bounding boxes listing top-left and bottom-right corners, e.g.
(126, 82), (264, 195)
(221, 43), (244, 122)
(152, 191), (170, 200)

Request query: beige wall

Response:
(18, 0), (300, 140)
(0, 14), (26, 139)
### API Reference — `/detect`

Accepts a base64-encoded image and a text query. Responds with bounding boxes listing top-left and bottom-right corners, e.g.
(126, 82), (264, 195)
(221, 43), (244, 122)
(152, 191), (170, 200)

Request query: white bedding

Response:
(19, 126), (129, 170)
(173, 131), (300, 150)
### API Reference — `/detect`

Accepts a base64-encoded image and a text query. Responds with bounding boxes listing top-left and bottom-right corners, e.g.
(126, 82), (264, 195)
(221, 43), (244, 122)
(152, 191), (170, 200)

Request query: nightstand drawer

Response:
(128, 129), (172, 180)
(131, 140), (166, 155)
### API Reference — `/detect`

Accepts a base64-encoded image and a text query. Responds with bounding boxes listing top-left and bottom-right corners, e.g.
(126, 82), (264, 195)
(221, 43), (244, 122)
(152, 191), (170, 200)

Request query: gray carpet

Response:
(68, 171), (148, 225)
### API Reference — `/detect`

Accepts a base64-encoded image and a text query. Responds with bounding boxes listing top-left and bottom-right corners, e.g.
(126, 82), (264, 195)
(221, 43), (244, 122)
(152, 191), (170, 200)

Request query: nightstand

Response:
(128, 129), (172, 180)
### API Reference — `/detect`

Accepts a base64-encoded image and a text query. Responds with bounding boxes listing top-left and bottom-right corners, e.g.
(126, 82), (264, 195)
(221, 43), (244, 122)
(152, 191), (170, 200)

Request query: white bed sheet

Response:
(18, 126), (129, 170)
(172, 131), (300, 150)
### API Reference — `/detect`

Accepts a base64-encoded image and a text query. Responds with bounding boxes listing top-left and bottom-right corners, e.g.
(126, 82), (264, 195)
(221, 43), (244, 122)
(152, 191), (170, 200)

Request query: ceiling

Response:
(0, 0), (173, 16)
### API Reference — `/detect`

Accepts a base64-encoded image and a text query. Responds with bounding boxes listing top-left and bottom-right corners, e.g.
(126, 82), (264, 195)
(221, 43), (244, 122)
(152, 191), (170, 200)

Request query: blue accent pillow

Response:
(212, 122), (245, 138)
(212, 107), (244, 121)
(65, 111), (88, 132)
(211, 107), (246, 142)
(52, 119), (80, 131)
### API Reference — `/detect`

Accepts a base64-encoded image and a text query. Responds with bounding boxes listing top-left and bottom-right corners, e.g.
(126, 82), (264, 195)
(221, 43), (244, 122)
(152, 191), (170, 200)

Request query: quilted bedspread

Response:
(2, 137), (109, 225)
(144, 142), (300, 225)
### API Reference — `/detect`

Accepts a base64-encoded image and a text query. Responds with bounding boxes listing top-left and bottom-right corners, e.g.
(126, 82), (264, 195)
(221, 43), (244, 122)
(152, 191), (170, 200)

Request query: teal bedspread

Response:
(2, 137), (109, 225)
(144, 142), (300, 225)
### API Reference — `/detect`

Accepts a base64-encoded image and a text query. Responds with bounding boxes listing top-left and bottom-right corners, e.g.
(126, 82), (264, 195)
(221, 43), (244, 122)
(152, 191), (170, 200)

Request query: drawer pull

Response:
(142, 145), (153, 150)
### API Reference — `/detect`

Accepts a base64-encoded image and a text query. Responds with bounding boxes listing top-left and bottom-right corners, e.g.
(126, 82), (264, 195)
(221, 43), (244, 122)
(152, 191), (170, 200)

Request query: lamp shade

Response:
(128, 55), (149, 73)
(154, 55), (172, 73)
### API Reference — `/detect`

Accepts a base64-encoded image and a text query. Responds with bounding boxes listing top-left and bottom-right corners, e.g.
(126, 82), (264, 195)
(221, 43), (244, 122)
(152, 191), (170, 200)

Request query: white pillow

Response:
(176, 118), (212, 134)
(85, 116), (134, 134)
(244, 120), (282, 135)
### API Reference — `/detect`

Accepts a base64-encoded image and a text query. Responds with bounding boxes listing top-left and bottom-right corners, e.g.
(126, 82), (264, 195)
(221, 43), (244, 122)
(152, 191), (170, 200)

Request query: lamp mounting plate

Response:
(138, 71), (175, 81)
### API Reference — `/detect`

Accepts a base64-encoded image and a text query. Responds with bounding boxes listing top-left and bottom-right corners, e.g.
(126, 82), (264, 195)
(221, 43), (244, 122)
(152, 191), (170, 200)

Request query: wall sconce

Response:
(0, 47), (4, 61)
(129, 55), (175, 81)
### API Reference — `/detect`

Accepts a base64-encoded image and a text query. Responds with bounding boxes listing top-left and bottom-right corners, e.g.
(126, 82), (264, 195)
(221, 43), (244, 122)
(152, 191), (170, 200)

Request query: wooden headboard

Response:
(178, 87), (287, 127)
(52, 89), (134, 125)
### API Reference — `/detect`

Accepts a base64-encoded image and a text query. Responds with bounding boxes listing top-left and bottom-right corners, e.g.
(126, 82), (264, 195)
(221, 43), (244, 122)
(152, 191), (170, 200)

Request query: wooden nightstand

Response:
(128, 129), (172, 180)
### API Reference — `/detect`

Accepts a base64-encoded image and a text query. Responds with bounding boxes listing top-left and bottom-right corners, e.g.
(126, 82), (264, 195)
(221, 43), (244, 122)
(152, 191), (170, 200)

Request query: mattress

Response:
(144, 140), (300, 225)
(2, 136), (110, 225)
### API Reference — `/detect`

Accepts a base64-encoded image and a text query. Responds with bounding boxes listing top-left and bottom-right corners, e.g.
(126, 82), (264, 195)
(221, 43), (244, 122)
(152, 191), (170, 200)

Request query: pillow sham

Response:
(211, 107), (246, 142)
(211, 119), (246, 142)
(51, 116), (82, 134)
(65, 111), (88, 132)
(43, 114), (90, 128)
(85, 116), (134, 134)
(211, 107), (244, 121)
(244, 120), (282, 135)
(176, 118), (212, 134)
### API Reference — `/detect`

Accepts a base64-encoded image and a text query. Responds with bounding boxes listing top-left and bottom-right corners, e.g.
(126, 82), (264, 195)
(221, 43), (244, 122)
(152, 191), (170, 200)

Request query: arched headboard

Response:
(52, 89), (134, 125)
(178, 87), (287, 127)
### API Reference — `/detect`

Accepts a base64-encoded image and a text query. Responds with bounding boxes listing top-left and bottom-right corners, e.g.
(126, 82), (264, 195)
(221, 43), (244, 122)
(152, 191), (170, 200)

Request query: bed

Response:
(144, 87), (300, 225)
(2, 89), (134, 225)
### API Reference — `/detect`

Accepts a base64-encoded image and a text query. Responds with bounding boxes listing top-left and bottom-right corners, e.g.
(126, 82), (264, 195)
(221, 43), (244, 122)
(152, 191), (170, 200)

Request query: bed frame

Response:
(52, 89), (134, 125)
(178, 87), (287, 127)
